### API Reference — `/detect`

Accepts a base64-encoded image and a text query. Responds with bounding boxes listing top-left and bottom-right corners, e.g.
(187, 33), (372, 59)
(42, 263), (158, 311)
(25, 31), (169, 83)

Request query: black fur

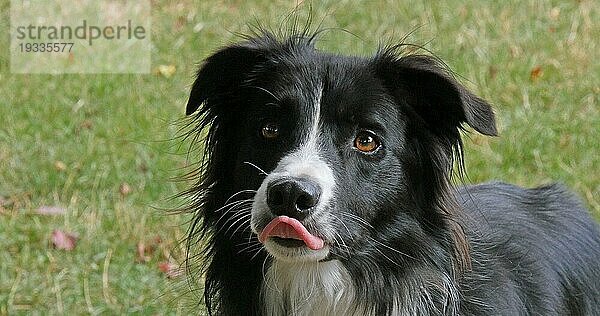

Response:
(183, 32), (600, 315)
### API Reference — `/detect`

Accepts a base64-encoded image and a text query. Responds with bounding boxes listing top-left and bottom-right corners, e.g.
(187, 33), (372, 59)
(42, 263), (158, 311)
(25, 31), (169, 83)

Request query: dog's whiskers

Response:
(223, 189), (257, 205)
(368, 240), (401, 266)
(243, 161), (268, 176)
(328, 213), (353, 256)
(214, 200), (253, 225)
(213, 198), (253, 217)
(227, 213), (253, 236)
(368, 236), (415, 260)
(340, 211), (374, 230)
(332, 231), (351, 256)
(217, 208), (252, 236)
(237, 242), (263, 255)
(251, 247), (267, 261)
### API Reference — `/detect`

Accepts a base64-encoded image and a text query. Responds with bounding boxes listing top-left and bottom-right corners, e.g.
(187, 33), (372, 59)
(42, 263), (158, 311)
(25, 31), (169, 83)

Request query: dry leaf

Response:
(0, 195), (9, 208)
(54, 161), (67, 172)
(488, 66), (498, 79)
(549, 7), (560, 20)
(530, 66), (543, 81)
(0, 196), (8, 214)
(136, 235), (163, 263)
(0, 195), (15, 213)
(138, 162), (148, 173)
(37, 205), (66, 216)
(80, 120), (93, 130)
(119, 183), (132, 196)
(458, 6), (468, 18)
(158, 261), (183, 278)
(509, 45), (522, 58)
(173, 16), (186, 31)
(156, 65), (176, 78)
(51, 230), (78, 250)
(136, 242), (151, 263)
(1, 192), (29, 210)
(559, 134), (571, 148)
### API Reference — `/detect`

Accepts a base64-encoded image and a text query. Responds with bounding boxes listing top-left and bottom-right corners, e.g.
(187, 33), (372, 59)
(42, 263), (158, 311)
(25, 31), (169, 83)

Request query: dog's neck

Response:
(260, 257), (460, 316)
(261, 259), (360, 316)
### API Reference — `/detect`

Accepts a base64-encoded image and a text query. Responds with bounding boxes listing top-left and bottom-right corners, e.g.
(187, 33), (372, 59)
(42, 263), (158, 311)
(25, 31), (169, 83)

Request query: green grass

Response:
(0, 0), (598, 314)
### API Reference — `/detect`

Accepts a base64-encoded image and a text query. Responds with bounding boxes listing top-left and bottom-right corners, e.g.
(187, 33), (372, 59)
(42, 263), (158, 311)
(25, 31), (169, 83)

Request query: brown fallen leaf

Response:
(509, 45), (522, 58)
(156, 64), (176, 78)
(37, 205), (67, 216)
(0, 195), (19, 214)
(136, 235), (164, 263)
(136, 242), (151, 263)
(51, 230), (78, 251)
(135, 241), (156, 263)
(559, 134), (571, 148)
(549, 7), (560, 20)
(1, 192), (29, 211)
(488, 66), (498, 79)
(138, 162), (148, 173)
(0, 197), (7, 214)
(80, 120), (93, 130)
(0, 195), (9, 208)
(54, 161), (67, 172)
(158, 261), (183, 279)
(173, 16), (186, 32)
(119, 183), (132, 196)
(530, 66), (543, 81)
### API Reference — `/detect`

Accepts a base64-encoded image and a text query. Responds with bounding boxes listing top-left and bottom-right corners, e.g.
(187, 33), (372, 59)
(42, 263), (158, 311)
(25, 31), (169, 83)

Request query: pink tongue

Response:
(259, 216), (324, 250)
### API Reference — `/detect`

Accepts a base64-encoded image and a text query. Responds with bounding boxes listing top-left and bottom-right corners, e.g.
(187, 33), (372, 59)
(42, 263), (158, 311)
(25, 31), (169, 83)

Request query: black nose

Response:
(266, 177), (321, 220)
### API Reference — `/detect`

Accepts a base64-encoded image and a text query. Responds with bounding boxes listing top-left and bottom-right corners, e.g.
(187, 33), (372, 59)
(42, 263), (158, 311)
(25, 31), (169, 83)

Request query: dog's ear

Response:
(186, 44), (265, 115)
(375, 53), (497, 137)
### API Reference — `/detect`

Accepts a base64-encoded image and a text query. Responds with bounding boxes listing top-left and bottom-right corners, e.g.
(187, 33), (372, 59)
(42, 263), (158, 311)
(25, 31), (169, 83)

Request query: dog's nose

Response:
(266, 177), (321, 220)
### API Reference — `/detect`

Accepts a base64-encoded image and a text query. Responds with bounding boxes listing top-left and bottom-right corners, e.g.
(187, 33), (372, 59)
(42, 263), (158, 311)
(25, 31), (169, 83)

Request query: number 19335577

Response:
(18, 42), (74, 53)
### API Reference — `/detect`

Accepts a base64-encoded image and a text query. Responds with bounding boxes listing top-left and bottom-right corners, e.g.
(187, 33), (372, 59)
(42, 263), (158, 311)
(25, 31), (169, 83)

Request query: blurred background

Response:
(0, 0), (598, 314)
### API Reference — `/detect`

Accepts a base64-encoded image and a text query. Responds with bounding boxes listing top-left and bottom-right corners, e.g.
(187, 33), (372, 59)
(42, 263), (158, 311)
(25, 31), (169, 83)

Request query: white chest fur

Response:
(261, 260), (360, 316)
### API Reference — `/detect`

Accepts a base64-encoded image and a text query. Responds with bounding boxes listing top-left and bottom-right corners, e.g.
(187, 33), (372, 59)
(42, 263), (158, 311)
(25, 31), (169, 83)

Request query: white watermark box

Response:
(10, 0), (151, 74)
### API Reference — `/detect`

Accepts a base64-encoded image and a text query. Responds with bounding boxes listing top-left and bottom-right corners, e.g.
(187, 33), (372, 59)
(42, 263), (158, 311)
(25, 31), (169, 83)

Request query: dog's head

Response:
(186, 33), (496, 265)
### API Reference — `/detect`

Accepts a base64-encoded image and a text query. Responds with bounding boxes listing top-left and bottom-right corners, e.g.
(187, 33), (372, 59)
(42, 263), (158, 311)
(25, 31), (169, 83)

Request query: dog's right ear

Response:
(186, 44), (265, 115)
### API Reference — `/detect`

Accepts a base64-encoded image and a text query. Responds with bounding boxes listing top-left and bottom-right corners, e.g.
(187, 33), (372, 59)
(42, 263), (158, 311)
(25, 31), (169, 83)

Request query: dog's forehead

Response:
(264, 53), (386, 119)
(270, 53), (364, 87)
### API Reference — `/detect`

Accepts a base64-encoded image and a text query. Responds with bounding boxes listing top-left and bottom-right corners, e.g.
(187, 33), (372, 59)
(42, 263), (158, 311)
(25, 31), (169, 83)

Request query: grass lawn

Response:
(0, 0), (597, 314)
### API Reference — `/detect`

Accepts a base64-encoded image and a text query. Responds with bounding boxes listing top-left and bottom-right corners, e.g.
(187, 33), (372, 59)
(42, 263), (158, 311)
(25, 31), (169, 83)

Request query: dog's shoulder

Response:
(456, 181), (600, 252)
(457, 182), (593, 225)
(456, 182), (600, 315)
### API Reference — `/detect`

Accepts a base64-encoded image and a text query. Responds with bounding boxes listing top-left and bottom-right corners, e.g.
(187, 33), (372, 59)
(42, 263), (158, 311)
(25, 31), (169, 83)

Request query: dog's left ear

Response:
(375, 53), (497, 137)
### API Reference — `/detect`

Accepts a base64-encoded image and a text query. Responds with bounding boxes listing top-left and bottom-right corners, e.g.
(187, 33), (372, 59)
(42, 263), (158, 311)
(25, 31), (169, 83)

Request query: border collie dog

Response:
(183, 32), (600, 315)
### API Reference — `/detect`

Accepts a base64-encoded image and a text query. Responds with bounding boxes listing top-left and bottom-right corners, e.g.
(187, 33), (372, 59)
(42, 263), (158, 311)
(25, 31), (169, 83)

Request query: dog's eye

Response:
(261, 122), (279, 139)
(354, 130), (380, 153)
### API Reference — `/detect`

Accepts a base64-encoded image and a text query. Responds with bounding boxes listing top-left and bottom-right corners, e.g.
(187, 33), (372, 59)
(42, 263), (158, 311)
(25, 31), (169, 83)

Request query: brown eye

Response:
(261, 122), (279, 139)
(354, 131), (380, 153)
